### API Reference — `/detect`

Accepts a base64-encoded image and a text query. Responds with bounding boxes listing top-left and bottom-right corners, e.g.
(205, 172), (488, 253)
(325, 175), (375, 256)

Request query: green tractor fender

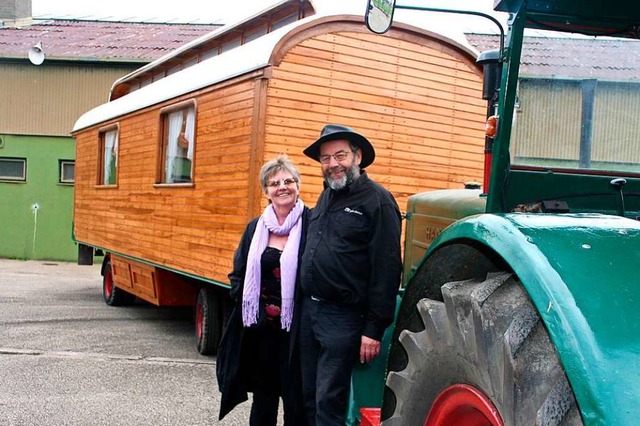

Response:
(418, 212), (640, 424)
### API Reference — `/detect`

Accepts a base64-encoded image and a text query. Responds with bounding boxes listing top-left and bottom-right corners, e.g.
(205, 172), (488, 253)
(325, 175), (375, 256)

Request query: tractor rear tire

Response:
(382, 272), (583, 426)
(102, 260), (136, 306)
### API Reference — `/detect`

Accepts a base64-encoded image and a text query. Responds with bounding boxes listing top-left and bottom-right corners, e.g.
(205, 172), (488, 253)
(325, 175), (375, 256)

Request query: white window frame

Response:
(98, 125), (119, 186)
(0, 157), (26, 182)
(59, 159), (75, 184)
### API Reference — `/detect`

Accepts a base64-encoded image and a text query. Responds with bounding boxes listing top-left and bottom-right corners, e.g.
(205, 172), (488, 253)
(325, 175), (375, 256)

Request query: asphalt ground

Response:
(0, 258), (254, 426)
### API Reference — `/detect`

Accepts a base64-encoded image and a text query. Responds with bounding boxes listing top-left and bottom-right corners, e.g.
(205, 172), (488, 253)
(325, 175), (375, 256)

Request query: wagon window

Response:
(271, 13), (297, 31)
(220, 38), (241, 53)
(98, 127), (118, 185)
(245, 26), (267, 43)
(159, 104), (196, 184)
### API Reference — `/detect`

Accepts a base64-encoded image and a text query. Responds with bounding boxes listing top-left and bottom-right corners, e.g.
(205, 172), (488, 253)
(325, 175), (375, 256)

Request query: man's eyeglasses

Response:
(266, 178), (298, 188)
(319, 150), (353, 164)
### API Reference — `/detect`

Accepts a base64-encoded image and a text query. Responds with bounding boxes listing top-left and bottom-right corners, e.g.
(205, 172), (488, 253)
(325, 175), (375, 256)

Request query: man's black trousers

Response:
(299, 296), (364, 426)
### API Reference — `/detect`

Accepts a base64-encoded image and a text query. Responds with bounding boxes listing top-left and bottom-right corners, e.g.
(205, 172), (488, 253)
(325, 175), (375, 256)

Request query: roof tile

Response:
(0, 19), (221, 61)
(467, 33), (640, 80)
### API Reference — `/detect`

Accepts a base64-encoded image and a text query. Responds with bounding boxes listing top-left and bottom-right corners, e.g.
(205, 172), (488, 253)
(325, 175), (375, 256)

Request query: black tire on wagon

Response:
(102, 260), (136, 306)
(195, 286), (224, 355)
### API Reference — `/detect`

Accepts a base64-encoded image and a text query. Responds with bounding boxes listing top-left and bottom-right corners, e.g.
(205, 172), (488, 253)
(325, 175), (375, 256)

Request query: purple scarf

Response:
(242, 199), (304, 331)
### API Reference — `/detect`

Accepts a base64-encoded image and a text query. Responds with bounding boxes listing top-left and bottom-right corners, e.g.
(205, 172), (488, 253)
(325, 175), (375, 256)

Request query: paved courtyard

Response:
(0, 258), (252, 425)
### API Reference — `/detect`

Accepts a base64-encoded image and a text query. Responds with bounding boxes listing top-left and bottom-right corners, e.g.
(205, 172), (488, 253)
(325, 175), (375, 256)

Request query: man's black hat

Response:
(303, 124), (375, 169)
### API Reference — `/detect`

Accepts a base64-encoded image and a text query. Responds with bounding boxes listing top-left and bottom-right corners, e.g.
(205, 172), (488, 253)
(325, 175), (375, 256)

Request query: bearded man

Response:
(299, 124), (402, 426)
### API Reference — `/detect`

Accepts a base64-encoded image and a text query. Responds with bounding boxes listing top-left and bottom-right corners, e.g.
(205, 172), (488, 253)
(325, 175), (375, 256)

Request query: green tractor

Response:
(360, 0), (640, 425)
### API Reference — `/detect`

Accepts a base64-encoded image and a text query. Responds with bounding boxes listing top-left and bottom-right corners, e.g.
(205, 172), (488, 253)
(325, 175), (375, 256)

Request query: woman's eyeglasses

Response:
(266, 178), (298, 188)
(319, 150), (352, 164)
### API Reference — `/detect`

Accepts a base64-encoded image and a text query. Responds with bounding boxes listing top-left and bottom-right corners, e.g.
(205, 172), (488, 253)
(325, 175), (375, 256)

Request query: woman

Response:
(217, 154), (308, 425)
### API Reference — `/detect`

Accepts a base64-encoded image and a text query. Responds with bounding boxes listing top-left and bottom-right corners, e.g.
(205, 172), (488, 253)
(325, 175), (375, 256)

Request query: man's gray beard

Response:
(325, 163), (360, 190)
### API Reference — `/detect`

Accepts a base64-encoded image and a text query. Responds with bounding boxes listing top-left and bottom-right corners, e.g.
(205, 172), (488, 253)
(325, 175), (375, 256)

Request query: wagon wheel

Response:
(382, 272), (583, 426)
(102, 260), (135, 306)
(195, 286), (223, 355)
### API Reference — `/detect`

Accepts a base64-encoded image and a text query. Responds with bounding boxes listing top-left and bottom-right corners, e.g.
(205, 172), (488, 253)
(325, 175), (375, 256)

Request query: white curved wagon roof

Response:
(72, 3), (478, 133)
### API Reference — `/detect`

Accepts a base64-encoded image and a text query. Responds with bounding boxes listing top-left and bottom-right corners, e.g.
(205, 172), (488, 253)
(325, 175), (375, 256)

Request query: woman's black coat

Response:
(216, 207), (309, 420)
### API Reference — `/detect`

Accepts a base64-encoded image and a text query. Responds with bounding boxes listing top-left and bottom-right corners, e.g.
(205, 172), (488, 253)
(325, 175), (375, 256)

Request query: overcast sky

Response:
(31, 0), (499, 25)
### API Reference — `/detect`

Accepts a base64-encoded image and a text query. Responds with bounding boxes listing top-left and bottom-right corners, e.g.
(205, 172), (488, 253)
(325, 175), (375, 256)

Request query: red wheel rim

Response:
(195, 298), (204, 340)
(425, 384), (504, 426)
(104, 270), (113, 299)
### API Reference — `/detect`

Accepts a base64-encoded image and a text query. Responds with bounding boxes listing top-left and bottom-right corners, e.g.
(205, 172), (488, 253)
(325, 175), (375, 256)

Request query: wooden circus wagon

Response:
(71, 0), (488, 354)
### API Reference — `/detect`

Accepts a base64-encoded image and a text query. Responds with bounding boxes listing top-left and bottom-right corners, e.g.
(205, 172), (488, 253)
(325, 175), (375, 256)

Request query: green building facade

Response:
(0, 134), (76, 261)
(0, 7), (219, 262)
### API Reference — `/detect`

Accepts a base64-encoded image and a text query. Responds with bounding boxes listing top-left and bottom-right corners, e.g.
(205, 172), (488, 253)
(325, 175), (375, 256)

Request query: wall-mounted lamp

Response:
(28, 41), (45, 65)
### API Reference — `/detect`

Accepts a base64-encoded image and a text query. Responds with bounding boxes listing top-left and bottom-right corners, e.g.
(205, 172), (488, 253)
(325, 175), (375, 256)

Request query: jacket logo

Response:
(344, 207), (363, 215)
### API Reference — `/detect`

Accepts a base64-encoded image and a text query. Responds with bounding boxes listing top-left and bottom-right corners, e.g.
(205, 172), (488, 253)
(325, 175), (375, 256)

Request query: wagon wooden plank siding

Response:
(74, 76), (258, 281)
(264, 21), (485, 206)
(72, 10), (486, 354)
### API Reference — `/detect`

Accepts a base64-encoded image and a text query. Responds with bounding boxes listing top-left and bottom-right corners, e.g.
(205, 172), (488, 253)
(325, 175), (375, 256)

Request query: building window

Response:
(159, 103), (196, 184)
(59, 160), (75, 184)
(98, 126), (118, 185)
(0, 157), (26, 182)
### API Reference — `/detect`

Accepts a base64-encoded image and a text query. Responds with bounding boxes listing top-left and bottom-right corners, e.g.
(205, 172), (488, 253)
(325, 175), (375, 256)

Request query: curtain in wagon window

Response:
(104, 130), (118, 185)
(166, 110), (183, 183)
(185, 107), (195, 164)
(165, 107), (195, 183)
